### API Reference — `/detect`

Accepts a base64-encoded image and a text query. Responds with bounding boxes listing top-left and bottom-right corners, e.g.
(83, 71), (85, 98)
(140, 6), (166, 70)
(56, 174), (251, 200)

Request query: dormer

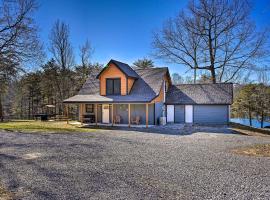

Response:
(96, 60), (139, 96)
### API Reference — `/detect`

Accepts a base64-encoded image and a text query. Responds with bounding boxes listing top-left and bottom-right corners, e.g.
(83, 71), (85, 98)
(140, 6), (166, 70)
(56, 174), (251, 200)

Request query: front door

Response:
(185, 105), (193, 123)
(102, 104), (110, 123)
(167, 105), (174, 123)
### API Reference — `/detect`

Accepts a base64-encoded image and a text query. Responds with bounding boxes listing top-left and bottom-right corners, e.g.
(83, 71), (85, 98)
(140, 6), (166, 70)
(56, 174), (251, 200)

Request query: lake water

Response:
(230, 118), (270, 128)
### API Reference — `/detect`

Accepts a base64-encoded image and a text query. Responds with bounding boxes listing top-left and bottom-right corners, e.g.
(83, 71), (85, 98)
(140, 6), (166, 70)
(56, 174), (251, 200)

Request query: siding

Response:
(148, 104), (154, 125)
(96, 103), (155, 125)
(97, 104), (102, 123)
(99, 63), (127, 95)
(130, 104), (145, 124)
(155, 102), (163, 125)
(174, 105), (185, 123)
(113, 104), (128, 124)
(151, 82), (164, 103)
(193, 105), (228, 124)
(130, 104), (154, 125)
(127, 78), (135, 94)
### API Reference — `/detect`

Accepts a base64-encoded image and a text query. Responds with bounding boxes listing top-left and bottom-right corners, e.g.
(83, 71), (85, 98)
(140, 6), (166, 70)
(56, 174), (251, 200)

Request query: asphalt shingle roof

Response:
(63, 95), (113, 103)
(165, 83), (233, 105)
(96, 59), (139, 79)
(78, 68), (101, 95)
(64, 60), (233, 105)
(64, 63), (169, 103)
(134, 67), (168, 95)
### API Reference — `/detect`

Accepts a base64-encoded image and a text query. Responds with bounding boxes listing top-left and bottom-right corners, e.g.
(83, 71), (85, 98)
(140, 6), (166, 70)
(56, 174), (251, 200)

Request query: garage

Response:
(193, 105), (229, 124)
(174, 105), (185, 123)
(165, 83), (233, 125)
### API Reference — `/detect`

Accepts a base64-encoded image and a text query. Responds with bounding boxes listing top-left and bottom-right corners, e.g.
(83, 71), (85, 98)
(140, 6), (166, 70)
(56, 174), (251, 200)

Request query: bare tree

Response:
(152, 0), (269, 83)
(0, 0), (42, 121)
(49, 20), (75, 113)
(257, 66), (270, 85)
(49, 20), (74, 70)
(79, 39), (93, 67)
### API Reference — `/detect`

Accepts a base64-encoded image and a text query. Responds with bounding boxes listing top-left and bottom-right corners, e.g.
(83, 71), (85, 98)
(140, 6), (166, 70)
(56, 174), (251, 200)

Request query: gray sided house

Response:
(64, 59), (233, 127)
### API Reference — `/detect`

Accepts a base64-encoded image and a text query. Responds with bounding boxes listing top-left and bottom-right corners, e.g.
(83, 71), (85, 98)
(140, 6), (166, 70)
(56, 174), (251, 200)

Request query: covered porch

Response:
(66, 103), (155, 128)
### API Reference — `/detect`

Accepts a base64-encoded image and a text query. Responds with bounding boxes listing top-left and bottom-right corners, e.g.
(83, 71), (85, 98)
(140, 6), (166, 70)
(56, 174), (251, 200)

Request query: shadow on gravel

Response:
(81, 125), (241, 136)
(0, 149), (78, 199)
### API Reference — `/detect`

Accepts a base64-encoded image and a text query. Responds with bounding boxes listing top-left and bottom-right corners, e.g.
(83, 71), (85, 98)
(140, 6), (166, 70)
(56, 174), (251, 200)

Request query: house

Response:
(63, 59), (233, 127)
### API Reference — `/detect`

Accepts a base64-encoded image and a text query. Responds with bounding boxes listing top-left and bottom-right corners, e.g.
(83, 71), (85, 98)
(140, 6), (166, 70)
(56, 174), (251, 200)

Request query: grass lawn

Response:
(0, 120), (96, 133)
(233, 144), (270, 157)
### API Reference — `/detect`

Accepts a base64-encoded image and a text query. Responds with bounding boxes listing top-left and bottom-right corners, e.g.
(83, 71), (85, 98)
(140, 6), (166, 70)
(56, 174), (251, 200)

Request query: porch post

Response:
(128, 104), (131, 128)
(146, 103), (148, 128)
(80, 104), (83, 124)
(111, 104), (114, 126)
(95, 104), (97, 125)
(66, 104), (69, 124)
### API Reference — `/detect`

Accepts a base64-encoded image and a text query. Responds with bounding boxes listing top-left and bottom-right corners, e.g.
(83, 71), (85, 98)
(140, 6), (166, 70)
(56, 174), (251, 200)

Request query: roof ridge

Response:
(173, 83), (233, 86)
(133, 67), (168, 70)
(110, 59), (129, 65)
(97, 59), (139, 79)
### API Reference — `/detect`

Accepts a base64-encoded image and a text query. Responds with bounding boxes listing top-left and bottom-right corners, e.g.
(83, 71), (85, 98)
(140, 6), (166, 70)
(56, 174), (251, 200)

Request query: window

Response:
(85, 104), (94, 113)
(106, 78), (121, 95)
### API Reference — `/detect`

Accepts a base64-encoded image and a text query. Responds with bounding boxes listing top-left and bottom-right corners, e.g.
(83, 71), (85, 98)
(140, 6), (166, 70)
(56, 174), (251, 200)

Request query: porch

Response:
(67, 103), (156, 128)
(81, 123), (154, 128)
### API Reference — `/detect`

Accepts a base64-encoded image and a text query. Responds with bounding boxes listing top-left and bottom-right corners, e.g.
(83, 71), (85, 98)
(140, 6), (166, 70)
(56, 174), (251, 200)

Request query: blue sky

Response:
(35, 0), (270, 75)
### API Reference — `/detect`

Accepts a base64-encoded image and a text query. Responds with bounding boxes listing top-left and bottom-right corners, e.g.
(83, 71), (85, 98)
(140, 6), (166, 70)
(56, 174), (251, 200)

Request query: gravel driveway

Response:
(0, 127), (269, 200)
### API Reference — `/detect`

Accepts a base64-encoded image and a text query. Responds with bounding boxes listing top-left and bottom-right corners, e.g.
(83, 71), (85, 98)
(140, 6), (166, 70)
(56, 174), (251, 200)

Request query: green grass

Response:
(0, 120), (96, 133)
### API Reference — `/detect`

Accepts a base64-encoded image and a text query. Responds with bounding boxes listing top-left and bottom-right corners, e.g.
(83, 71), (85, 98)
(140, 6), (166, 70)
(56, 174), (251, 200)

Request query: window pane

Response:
(106, 79), (113, 95)
(114, 79), (121, 94)
(86, 104), (94, 113)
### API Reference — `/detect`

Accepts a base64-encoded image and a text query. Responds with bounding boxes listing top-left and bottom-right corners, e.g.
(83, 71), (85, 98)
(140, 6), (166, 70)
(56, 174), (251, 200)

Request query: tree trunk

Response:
(28, 91), (31, 120)
(31, 95), (34, 118)
(208, 28), (216, 84)
(194, 67), (197, 84)
(248, 108), (252, 126)
(260, 111), (264, 128)
(20, 98), (23, 119)
(210, 67), (216, 83)
(0, 92), (3, 122)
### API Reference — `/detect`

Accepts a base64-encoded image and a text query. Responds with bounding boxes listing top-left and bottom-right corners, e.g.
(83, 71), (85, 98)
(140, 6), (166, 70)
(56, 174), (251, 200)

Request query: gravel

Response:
(0, 127), (269, 200)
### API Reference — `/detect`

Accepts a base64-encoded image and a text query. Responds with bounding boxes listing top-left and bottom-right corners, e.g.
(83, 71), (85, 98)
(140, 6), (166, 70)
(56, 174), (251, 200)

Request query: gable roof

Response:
(166, 83), (233, 105)
(64, 66), (169, 103)
(78, 68), (101, 95)
(96, 59), (139, 79)
(134, 67), (169, 95)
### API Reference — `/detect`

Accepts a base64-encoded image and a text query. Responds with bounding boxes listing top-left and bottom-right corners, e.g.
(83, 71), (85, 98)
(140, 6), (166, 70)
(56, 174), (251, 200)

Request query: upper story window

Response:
(106, 78), (121, 95)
